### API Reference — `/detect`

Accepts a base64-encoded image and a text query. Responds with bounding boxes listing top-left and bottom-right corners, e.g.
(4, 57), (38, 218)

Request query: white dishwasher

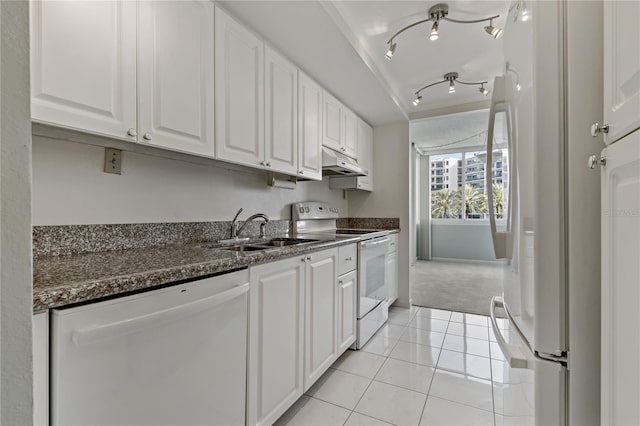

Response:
(51, 269), (249, 426)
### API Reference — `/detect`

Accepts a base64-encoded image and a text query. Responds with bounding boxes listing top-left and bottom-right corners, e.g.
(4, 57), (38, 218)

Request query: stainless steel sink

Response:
(219, 245), (269, 252)
(259, 238), (319, 247)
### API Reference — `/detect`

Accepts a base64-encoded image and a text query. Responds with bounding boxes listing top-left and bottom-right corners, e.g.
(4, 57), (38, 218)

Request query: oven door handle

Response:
(360, 237), (390, 248)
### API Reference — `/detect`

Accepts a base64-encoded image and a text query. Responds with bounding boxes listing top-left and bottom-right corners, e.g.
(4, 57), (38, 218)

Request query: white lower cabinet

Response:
(304, 249), (338, 390)
(387, 234), (399, 305)
(248, 256), (305, 426)
(338, 269), (357, 352)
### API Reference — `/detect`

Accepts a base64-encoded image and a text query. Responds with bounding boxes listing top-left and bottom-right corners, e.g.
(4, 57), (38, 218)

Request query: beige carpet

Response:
(411, 260), (504, 317)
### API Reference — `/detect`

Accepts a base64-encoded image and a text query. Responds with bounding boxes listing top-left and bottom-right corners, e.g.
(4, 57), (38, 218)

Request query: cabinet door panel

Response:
(357, 119), (373, 191)
(298, 72), (323, 180)
(305, 250), (338, 390)
(249, 258), (305, 426)
(138, 1), (214, 157)
(342, 109), (358, 159)
(215, 7), (264, 166)
(387, 251), (398, 304)
(31, 1), (136, 140)
(265, 47), (297, 174)
(338, 270), (357, 353)
(323, 91), (342, 151)
(603, 1), (640, 144)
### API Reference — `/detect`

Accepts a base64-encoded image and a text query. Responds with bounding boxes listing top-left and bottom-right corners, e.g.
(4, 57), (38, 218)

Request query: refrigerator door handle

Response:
(490, 296), (531, 369)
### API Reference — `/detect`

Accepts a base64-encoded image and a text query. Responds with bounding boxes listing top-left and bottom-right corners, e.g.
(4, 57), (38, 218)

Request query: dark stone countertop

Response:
(33, 235), (368, 313)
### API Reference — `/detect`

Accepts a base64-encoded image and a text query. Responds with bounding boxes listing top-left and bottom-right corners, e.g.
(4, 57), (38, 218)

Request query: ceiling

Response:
(218, 1), (509, 126)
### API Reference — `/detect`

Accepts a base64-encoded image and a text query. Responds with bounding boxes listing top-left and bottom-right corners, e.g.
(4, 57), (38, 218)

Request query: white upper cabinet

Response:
(138, 1), (215, 158)
(603, 1), (640, 144)
(264, 46), (298, 175)
(30, 1), (137, 140)
(298, 72), (323, 181)
(356, 118), (374, 191)
(322, 91), (343, 152)
(342, 108), (358, 159)
(214, 6), (265, 167)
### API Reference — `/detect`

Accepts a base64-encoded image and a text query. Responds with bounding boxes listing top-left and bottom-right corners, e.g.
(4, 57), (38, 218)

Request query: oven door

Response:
(358, 236), (389, 319)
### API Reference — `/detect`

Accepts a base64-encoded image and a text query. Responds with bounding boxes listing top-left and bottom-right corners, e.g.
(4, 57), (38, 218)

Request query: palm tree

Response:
(461, 185), (488, 218)
(492, 184), (504, 218)
(431, 189), (462, 218)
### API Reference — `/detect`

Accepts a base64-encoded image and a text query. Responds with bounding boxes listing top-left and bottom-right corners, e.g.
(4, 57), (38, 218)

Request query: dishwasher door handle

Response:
(72, 282), (249, 346)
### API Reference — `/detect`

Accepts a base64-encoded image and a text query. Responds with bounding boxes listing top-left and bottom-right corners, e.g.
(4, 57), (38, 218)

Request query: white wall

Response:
(32, 136), (347, 225)
(0, 1), (33, 424)
(349, 121), (411, 306)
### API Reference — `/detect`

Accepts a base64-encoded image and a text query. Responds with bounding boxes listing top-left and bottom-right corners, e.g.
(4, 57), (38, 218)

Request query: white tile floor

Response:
(275, 306), (512, 426)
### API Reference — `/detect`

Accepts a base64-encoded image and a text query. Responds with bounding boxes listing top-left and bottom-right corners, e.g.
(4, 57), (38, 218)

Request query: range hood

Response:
(322, 147), (367, 176)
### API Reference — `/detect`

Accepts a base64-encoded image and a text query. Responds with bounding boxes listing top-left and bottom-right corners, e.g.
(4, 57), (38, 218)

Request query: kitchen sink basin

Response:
(259, 238), (319, 247)
(219, 245), (269, 252)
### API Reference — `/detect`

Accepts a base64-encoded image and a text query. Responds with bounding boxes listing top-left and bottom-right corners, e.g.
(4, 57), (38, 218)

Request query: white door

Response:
(248, 257), (305, 426)
(30, 1), (137, 140)
(322, 91), (342, 151)
(137, 1), (214, 158)
(264, 46), (298, 175)
(342, 108), (358, 159)
(304, 249), (338, 390)
(603, 1), (640, 144)
(298, 72), (323, 180)
(601, 129), (640, 425)
(214, 7), (264, 167)
(338, 270), (357, 353)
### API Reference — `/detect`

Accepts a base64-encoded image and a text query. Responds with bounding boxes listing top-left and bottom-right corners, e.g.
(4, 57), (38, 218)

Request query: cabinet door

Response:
(357, 119), (373, 191)
(30, 1), (137, 140)
(265, 46), (298, 175)
(304, 249), (338, 390)
(387, 251), (398, 305)
(338, 270), (357, 353)
(342, 108), (358, 159)
(137, 1), (214, 158)
(322, 91), (342, 151)
(215, 7), (264, 167)
(249, 257), (305, 426)
(298, 72), (323, 180)
(601, 130), (640, 425)
(603, 1), (640, 144)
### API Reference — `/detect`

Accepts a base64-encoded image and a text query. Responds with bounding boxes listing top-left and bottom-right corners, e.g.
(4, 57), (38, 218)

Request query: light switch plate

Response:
(104, 148), (122, 175)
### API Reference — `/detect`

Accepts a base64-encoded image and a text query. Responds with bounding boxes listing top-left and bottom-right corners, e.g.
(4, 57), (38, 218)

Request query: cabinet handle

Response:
(260, 161), (266, 166)
(590, 122), (609, 137)
(344, 256), (352, 261)
(306, 256), (312, 261)
(143, 133), (153, 141)
(266, 162), (272, 167)
(127, 128), (137, 137)
(301, 257), (306, 262)
(338, 280), (343, 285)
(299, 170), (304, 174)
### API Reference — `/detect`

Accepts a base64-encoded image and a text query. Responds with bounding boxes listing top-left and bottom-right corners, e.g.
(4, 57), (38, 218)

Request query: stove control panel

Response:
(292, 202), (339, 220)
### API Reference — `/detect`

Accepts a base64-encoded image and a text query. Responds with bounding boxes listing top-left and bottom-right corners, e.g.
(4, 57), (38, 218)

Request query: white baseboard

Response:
(427, 257), (507, 265)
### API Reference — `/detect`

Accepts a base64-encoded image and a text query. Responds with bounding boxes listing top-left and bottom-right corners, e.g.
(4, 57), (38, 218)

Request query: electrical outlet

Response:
(104, 148), (122, 175)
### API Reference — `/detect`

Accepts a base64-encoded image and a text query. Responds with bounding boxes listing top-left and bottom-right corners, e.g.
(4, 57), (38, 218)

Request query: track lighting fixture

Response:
(484, 19), (503, 38)
(412, 72), (489, 107)
(385, 42), (397, 60)
(429, 20), (439, 41)
(385, 3), (502, 60)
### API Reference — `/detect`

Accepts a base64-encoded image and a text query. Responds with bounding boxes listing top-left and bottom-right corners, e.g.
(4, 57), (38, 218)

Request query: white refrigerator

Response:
(486, 1), (604, 424)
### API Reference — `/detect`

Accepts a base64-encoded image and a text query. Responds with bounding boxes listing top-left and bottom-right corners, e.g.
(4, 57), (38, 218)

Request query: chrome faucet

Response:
(230, 209), (270, 239)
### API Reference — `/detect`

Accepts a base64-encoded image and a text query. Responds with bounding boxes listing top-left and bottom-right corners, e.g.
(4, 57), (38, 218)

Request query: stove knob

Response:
(299, 207), (304, 213)
(304, 207), (310, 213)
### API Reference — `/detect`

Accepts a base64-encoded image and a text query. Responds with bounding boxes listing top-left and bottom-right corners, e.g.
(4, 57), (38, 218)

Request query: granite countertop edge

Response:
(34, 232), (398, 314)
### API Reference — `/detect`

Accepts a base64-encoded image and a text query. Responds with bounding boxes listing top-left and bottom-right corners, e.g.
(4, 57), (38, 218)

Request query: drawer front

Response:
(388, 233), (398, 253)
(338, 244), (357, 275)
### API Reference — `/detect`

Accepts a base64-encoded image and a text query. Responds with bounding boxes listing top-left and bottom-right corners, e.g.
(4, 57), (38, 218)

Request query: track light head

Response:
(412, 94), (422, 106)
(516, 82), (522, 91)
(448, 80), (456, 93)
(484, 20), (503, 38)
(479, 85), (489, 96)
(429, 20), (439, 41)
(385, 42), (397, 60)
(520, 7), (529, 21)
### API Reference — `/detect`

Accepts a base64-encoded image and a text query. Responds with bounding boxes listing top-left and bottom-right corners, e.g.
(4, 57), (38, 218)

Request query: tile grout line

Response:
(417, 312), (450, 425)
